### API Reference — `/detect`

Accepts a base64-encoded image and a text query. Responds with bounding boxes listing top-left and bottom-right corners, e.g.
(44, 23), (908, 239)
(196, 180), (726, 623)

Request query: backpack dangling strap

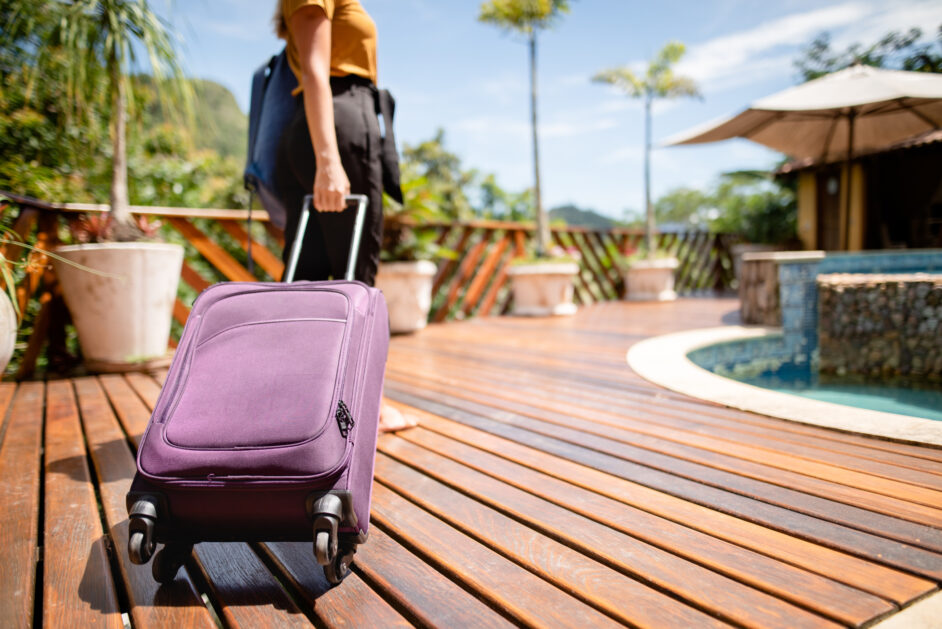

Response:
(246, 191), (255, 275)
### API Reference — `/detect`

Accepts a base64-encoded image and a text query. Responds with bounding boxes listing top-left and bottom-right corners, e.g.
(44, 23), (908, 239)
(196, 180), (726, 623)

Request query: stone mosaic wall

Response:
(818, 274), (942, 381)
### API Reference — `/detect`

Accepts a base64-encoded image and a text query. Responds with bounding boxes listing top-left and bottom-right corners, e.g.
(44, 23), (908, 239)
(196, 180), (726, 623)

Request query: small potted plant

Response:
(621, 242), (679, 302)
(0, 206), (103, 375)
(376, 182), (454, 334)
(507, 245), (581, 316)
(52, 213), (182, 371)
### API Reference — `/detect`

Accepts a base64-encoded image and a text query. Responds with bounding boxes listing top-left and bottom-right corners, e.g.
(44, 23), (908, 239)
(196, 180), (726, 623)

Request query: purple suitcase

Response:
(126, 195), (388, 585)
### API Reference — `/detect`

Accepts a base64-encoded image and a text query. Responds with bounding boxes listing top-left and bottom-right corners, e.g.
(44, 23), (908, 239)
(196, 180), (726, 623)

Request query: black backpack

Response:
(244, 48), (297, 230)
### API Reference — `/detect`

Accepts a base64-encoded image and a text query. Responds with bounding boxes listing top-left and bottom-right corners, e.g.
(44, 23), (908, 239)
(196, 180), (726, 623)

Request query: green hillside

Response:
(549, 204), (616, 229)
(190, 79), (248, 162)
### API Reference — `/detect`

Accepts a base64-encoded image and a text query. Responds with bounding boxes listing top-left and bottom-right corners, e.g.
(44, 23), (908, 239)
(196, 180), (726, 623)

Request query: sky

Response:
(157, 0), (942, 220)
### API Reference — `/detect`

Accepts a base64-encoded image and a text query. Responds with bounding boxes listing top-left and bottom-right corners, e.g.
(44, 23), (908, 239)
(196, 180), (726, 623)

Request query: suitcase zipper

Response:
(335, 400), (355, 438)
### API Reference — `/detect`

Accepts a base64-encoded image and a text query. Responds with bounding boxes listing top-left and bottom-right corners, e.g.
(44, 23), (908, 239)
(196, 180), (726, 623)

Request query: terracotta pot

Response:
(507, 262), (579, 316)
(53, 242), (183, 371)
(375, 260), (437, 333)
(624, 257), (679, 301)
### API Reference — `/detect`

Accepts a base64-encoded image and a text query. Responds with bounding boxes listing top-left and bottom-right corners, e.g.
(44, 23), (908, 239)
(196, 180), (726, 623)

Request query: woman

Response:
(275, 0), (414, 431)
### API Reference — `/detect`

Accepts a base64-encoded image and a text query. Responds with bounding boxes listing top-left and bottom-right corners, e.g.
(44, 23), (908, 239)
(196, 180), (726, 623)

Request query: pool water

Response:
(729, 361), (942, 422)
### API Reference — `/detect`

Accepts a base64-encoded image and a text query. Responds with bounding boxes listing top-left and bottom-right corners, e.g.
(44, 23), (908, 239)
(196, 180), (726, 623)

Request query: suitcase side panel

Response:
(345, 292), (389, 536)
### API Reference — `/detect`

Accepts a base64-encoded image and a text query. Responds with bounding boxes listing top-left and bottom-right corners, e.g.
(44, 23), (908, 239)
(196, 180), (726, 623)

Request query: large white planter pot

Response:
(53, 242), (184, 371)
(507, 262), (579, 316)
(375, 260), (437, 334)
(624, 258), (679, 301)
(0, 291), (16, 376)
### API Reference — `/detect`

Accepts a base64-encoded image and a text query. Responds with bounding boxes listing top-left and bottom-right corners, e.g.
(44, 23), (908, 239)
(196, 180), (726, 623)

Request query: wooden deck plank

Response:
(377, 440), (885, 628)
(395, 346), (942, 476)
(353, 525), (518, 629)
(98, 374), (151, 445)
(123, 372), (163, 411)
(257, 542), (413, 628)
(72, 377), (216, 629)
(376, 448), (741, 628)
(387, 387), (942, 581)
(0, 382), (43, 627)
(42, 381), (123, 628)
(388, 343), (942, 490)
(369, 483), (631, 629)
(192, 543), (313, 628)
(388, 368), (942, 529)
(388, 376), (942, 542)
(386, 402), (934, 605)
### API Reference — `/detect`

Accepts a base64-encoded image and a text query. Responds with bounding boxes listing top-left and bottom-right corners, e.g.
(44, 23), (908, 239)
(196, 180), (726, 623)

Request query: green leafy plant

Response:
(0, 203), (108, 322)
(618, 241), (675, 267)
(381, 172), (456, 262)
(12, 0), (193, 240)
(511, 244), (581, 266)
(479, 0), (571, 257)
(593, 41), (701, 261)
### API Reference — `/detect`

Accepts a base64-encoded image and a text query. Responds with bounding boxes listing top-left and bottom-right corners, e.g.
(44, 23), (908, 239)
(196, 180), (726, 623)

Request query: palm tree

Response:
(43, 0), (191, 238)
(479, 0), (570, 257)
(593, 41), (700, 258)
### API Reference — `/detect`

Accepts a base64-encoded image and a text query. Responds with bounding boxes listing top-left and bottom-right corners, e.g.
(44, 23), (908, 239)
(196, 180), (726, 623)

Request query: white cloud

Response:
(670, 0), (942, 95)
(677, 2), (870, 91)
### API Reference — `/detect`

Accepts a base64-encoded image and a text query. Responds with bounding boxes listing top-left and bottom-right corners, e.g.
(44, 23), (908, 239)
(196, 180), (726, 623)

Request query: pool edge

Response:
(627, 326), (942, 448)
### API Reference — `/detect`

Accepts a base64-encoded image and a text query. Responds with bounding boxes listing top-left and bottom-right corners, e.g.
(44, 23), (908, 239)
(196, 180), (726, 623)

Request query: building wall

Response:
(844, 164), (866, 251)
(797, 172), (816, 249)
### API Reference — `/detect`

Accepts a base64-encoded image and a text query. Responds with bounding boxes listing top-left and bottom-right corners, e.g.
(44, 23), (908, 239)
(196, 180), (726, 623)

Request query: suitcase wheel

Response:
(152, 542), (193, 584)
(324, 541), (357, 585)
(128, 497), (159, 565)
(128, 529), (154, 565)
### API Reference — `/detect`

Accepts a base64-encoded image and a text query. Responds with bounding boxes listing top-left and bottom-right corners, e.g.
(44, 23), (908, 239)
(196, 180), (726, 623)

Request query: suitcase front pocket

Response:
(164, 318), (348, 451)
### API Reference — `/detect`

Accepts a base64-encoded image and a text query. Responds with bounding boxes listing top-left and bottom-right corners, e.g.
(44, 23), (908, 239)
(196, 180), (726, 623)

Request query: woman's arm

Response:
(288, 5), (349, 212)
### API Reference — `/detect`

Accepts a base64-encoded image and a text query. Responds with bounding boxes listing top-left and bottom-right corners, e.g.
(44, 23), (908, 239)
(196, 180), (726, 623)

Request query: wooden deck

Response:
(2, 298), (942, 628)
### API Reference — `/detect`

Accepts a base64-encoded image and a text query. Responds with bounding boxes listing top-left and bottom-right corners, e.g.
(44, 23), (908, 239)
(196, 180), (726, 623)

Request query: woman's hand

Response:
(314, 159), (350, 212)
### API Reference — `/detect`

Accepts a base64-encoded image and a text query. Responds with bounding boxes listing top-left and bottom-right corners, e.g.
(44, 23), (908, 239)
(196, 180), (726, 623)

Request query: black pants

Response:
(276, 76), (384, 286)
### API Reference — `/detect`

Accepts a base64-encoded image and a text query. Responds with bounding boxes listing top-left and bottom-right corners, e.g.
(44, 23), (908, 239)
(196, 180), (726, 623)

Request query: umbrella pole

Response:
(843, 110), (856, 250)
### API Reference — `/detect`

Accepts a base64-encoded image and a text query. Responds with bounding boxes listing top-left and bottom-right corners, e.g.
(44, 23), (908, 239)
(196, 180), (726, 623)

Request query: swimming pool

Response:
(716, 359), (942, 422)
(628, 326), (942, 446)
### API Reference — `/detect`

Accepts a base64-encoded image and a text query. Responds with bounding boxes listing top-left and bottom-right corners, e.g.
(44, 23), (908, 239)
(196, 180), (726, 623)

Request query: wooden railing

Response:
(2, 193), (738, 376)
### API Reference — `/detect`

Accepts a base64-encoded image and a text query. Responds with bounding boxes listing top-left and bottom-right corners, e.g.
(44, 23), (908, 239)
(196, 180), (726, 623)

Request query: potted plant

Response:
(0, 210), (104, 376)
(18, 0), (192, 371)
(621, 242), (679, 302)
(593, 42), (698, 303)
(52, 214), (182, 371)
(376, 181), (454, 334)
(507, 245), (581, 316)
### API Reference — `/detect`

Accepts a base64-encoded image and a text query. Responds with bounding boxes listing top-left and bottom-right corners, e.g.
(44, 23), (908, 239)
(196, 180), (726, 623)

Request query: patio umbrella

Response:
(666, 65), (942, 247)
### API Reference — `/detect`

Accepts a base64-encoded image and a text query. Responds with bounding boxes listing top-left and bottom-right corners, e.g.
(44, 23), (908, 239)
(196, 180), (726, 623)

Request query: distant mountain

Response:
(141, 77), (247, 162)
(549, 204), (616, 229)
(190, 79), (247, 162)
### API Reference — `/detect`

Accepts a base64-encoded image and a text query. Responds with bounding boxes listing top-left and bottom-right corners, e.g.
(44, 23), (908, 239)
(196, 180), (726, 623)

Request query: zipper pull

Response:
(336, 400), (354, 438)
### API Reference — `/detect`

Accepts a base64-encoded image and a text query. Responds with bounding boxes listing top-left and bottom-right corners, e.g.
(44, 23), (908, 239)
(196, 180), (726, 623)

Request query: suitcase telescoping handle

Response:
(284, 194), (369, 283)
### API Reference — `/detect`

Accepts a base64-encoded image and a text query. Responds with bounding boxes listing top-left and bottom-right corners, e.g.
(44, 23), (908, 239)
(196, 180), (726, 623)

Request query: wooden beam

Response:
(166, 217), (255, 282)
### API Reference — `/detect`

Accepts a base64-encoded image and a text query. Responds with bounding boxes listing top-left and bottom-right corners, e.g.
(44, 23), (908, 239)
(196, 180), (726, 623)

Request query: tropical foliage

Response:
(795, 25), (942, 80)
(4, 0), (195, 237)
(651, 172), (797, 245)
(593, 41), (700, 259)
(478, 0), (571, 256)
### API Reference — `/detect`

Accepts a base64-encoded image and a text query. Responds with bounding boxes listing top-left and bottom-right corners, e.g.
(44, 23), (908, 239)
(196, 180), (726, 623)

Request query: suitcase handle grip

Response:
(284, 194), (369, 283)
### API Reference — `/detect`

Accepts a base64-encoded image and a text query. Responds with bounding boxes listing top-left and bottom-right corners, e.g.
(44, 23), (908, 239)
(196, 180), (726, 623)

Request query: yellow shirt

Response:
(281, 0), (378, 94)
